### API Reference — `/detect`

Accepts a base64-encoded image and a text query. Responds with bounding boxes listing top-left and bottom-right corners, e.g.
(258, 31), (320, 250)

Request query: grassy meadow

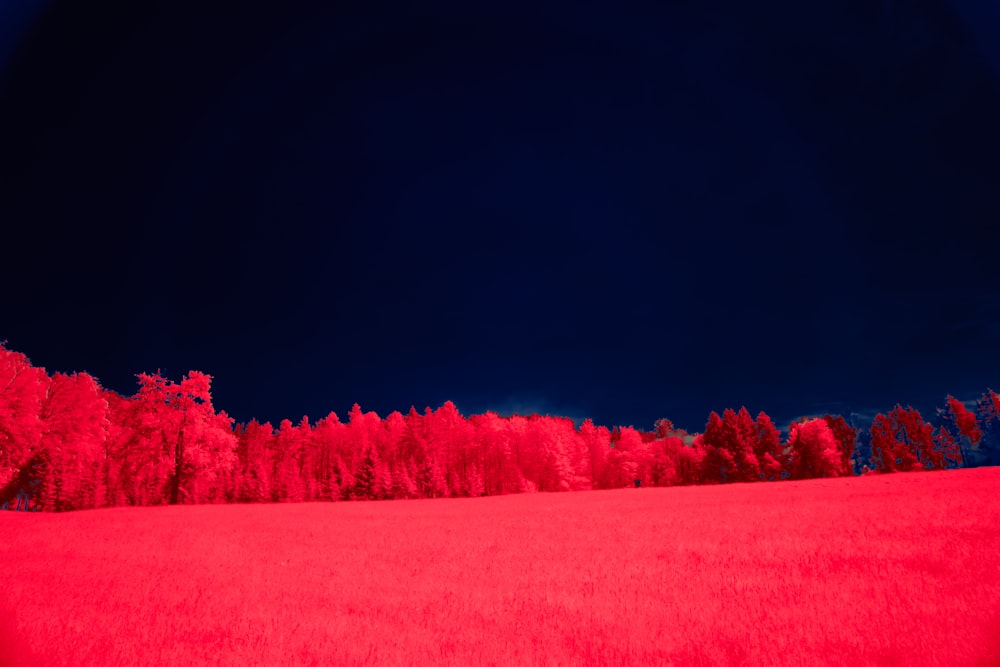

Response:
(2, 467), (999, 666)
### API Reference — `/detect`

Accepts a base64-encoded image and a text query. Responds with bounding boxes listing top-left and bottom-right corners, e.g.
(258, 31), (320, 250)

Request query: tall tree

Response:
(653, 418), (675, 440)
(933, 396), (975, 468)
(731, 407), (762, 482)
(235, 419), (275, 503)
(132, 370), (238, 504)
(352, 444), (377, 500)
(788, 418), (845, 479)
(0, 344), (49, 490)
(753, 412), (786, 481)
(972, 390), (1000, 468)
(272, 418), (306, 502)
(821, 414), (858, 477)
(578, 418), (610, 489)
(312, 412), (346, 501)
(37, 372), (109, 511)
(699, 411), (737, 483)
(868, 405), (936, 472)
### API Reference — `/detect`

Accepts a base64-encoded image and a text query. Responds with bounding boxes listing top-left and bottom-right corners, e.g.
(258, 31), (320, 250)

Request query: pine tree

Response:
(390, 463), (417, 499)
(353, 446), (377, 500)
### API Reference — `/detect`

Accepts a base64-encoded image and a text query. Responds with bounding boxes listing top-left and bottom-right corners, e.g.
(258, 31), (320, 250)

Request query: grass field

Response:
(2, 467), (999, 666)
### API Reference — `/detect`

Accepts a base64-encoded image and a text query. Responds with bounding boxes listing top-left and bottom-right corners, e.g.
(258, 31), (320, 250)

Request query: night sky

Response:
(2, 1), (999, 435)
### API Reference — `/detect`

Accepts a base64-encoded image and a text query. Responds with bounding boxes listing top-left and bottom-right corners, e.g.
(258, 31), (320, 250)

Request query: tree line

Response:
(0, 342), (997, 511)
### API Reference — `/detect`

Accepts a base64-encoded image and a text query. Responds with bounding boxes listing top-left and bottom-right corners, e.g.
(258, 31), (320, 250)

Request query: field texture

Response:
(1, 468), (999, 666)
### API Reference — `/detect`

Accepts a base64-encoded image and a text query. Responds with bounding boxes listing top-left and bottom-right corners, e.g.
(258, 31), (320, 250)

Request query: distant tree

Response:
(390, 462), (417, 499)
(753, 412), (786, 481)
(930, 426), (964, 471)
(273, 418), (308, 502)
(312, 412), (346, 501)
(698, 411), (731, 483)
(699, 409), (759, 483)
(972, 390), (1000, 468)
(37, 372), (109, 511)
(821, 415), (858, 477)
(353, 445), (380, 500)
(469, 411), (504, 494)
(414, 454), (447, 498)
(426, 401), (468, 495)
(333, 455), (354, 501)
(731, 407), (762, 482)
(653, 418), (675, 440)
(579, 418), (610, 489)
(855, 426), (874, 474)
(128, 370), (238, 505)
(374, 456), (393, 500)
(947, 396), (983, 444)
(788, 418), (844, 479)
(676, 435), (706, 486)
(650, 434), (690, 487)
(898, 407), (938, 470)
(0, 344), (49, 490)
(114, 377), (173, 505)
(102, 390), (143, 506)
(602, 426), (645, 487)
(868, 406), (936, 472)
(382, 411), (406, 467)
(235, 419), (275, 502)
(928, 396), (974, 469)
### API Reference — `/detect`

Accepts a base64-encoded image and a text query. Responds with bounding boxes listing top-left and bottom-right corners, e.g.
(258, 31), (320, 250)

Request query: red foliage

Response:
(37, 372), (109, 511)
(788, 419), (844, 479)
(0, 345), (48, 489)
(870, 405), (937, 472)
(931, 427), (964, 470)
(653, 418), (675, 439)
(235, 419), (276, 502)
(946, 395), (982, 445)
(754, 412), (786, 481)
(6, 340), (1000, 512)
(821, 414), (858, 476)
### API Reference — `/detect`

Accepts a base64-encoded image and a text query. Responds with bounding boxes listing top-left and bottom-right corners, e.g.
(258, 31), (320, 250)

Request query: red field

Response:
(1, 468), (999, 666)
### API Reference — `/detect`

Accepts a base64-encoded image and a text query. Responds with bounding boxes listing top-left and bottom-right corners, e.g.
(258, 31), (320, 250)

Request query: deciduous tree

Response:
(754, 412), (786, 481)
(821, 414), (858, 476)
(788, 418), (844, 479)
(0, 344), (48, 490)
(37, 372), (109, 511)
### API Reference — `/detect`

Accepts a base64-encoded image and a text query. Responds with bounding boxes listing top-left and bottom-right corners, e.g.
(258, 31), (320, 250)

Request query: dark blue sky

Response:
(2, 1), (998, 434)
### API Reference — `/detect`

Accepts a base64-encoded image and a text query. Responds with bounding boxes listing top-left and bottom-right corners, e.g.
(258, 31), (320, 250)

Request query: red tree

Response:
(947, 396), (983, 444)
(788, 418), (844, 479)
(37, 372), (110, 511)
(732, 407), (762, 482)
(821, 414), (858, 476)
(235, 419), (276, 502)
(0, 344), (49, 491)
(129, 370), (237, 504)
(311, 412), (346, 501)
(754, 412), (786, 481)
(272, 418), (309, 502)
(869, 405), (935, 472)
(699, 409), (760, 483)
(579, 418), (610, 489)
